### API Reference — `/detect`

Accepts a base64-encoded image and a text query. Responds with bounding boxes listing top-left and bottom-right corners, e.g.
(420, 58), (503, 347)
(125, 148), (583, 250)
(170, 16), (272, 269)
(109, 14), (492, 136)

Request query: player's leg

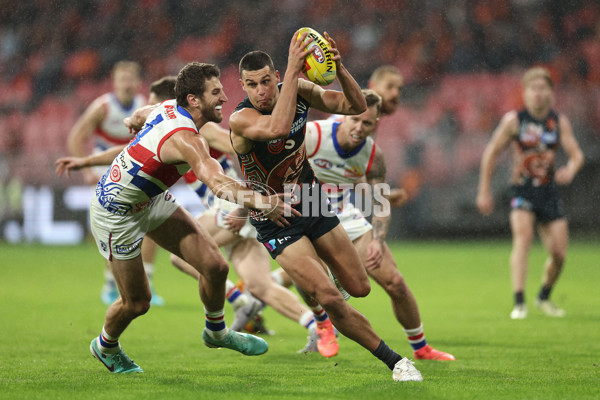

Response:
(535, 218), (568, 317)
(353, 232), (454, 360)
(148, 206), (267, 356)
(508, 209), (535, 319)
(283, 234), (421, 380)
(140, 237), (165, 306)
(90, 255), (147, 373)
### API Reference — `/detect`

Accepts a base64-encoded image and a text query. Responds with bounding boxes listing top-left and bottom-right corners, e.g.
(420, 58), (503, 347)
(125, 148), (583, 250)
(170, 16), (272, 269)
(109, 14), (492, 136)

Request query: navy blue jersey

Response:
(511, 109), (560, 186)
(233, 84), (315, 194)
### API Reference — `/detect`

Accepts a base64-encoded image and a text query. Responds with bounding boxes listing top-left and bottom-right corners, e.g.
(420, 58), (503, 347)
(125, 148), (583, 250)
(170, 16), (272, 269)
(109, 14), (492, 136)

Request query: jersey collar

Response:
(332, 122), (367, 159)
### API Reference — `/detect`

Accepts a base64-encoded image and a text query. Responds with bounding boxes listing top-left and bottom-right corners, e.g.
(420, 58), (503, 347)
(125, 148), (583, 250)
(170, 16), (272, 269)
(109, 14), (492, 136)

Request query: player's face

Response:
(199, 77), (228, 123)
(113, 68), (141, 104)
(339, 105), (379, 149)
(240, 66), (280, 112)
(370, 72), (403, 115)
(523, 77), (553, 114)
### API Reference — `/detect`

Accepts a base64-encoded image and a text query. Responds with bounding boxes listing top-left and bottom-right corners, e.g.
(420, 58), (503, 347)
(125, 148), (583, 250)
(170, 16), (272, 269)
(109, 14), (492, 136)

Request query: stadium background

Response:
(0, 0), (598, 244)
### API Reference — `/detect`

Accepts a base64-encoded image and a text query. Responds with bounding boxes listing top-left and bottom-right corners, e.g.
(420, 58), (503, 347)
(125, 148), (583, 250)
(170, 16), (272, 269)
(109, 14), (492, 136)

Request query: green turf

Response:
(0, 239), (598, 399)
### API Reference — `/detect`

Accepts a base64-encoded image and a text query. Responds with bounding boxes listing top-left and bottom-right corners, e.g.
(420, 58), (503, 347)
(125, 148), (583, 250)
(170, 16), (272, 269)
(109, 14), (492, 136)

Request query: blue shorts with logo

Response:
(510, 182), (565, 223)
(250, 182), (340, 259)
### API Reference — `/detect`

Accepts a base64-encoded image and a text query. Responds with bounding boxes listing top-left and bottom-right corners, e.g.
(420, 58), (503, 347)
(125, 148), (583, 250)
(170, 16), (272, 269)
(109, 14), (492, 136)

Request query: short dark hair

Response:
(175, 62), (220, 107)
(150, 75), (176, 102)
(362, 89), (382, 117)
(239, 51), (275, 77)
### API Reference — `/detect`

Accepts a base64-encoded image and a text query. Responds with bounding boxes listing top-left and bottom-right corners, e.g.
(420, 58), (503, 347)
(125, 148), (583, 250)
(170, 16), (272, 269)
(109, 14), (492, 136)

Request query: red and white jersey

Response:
(95, 100), (195, 216)
(94, 92), (146, 150)
(306, 119), (377, 212)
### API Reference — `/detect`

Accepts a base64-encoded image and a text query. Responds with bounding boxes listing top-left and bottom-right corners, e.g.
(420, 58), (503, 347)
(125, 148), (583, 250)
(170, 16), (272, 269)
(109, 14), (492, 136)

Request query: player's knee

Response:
(383, 274), (407, 298)
(127, 298), (151, 316)
(347, 280), (371, 298)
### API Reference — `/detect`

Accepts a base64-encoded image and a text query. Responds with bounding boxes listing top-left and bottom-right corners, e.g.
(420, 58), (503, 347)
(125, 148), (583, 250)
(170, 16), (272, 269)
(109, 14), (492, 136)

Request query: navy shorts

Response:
(510, 182), (565, 223)
(250, 182), (340, 259)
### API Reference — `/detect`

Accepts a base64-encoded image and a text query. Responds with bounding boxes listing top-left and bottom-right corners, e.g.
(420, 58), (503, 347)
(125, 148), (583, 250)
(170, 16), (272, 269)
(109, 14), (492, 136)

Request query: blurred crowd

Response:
(0, 0), (599, 233)
(1, 0), (599, 106)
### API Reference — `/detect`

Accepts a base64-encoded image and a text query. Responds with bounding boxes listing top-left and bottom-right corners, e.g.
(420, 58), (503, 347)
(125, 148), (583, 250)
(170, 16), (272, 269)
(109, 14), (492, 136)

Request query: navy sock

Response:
(538, 285), (552, 301)
(371, 340), (402, 371)
(515, 291), (524, 305)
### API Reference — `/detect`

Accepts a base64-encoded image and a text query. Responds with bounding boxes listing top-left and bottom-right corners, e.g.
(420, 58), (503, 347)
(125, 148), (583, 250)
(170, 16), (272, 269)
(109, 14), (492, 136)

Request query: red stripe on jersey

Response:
(307, 122), (322, 158)
(365, 141), (377, 176)
(127, 143), (182, 186)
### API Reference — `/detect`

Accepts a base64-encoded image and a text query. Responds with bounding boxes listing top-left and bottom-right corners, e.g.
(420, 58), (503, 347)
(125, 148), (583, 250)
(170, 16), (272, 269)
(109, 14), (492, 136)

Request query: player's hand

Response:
(476, 192), (494, 215)
(290, 29), (313, 75)
(554, 166), (574, 186)
(225, 207), (248, 234)
(323, 32), (341, 67)
(55, 156), (86, 178)
(365, 240), (384, 271)
(261, 193), (301, 228)
(389, 188), (409, 208)
(123, 117), (140, 135)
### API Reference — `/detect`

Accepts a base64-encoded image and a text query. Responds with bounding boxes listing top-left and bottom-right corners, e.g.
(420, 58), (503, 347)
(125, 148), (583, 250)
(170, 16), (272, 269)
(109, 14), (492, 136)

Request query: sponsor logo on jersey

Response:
(115, 238), (143, 255)
(313, 158), (333, 169)
(109, 165), (121, 182)
(164, 104), (177, 120)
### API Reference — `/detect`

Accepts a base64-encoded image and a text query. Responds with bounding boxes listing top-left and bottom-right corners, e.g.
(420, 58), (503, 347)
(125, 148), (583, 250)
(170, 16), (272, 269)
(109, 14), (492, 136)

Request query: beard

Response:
(201, 104), (223, 123)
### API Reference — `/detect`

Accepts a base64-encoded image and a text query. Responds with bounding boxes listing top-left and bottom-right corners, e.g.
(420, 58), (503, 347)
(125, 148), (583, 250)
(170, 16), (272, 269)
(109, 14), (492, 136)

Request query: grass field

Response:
(1, 238), (598, 399)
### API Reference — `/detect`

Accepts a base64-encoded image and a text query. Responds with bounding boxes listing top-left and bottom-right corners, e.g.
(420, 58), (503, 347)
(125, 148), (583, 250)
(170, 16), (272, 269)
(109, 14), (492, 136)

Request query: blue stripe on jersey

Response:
(126, 160), (164, 198)
(131, 175), (164, 198)
(332, 122), (367, 159)
(129, 114), (164, 148)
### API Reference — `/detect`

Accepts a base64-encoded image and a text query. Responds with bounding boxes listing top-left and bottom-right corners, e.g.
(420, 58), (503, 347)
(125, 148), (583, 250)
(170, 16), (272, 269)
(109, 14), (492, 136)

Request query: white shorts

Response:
(201, 195), (257, 259)
(337, 202), (372, 241)
(90, 191), (180, 260)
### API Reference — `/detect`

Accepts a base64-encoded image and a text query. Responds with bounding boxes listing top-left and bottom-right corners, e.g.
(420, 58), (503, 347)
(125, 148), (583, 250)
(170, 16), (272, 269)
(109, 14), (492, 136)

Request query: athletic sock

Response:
(204, 308), (228, 340)
(299, 311), (315, 330)
(225, 280), (246, 309)
(538, 285), (552, 301)
(372, 340), (403, 371)
(311, 305), (328, 323)
(403, 323), (427, 352)
(98, 326), (120, 354)
(515, 291), (525, 305)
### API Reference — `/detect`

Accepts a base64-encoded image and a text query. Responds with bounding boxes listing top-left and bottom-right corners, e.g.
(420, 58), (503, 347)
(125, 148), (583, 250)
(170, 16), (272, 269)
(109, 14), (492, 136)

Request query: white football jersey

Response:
(307, 119), (376, 212)
(94, 92), (146, 150)
(95, 100), (195, 216)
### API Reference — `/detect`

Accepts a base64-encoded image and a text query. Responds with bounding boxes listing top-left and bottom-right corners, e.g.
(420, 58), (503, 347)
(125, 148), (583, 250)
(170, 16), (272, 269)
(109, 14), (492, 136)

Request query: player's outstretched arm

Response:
(476, 111), (518, 215)
(55, 145), (124, 178)
(164, 131), (300, 227)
